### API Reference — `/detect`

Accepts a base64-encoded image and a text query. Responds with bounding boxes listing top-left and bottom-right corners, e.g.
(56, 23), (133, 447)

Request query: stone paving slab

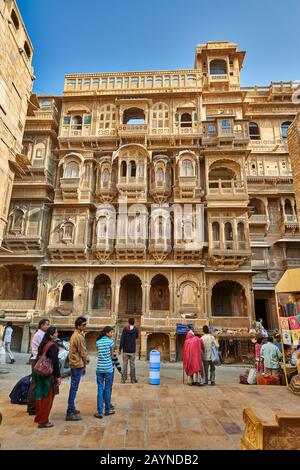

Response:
(1, 354), (300, 450)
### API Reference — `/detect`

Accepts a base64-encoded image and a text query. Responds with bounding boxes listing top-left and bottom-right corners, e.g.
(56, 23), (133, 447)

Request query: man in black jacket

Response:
(119, 318), (138, 384)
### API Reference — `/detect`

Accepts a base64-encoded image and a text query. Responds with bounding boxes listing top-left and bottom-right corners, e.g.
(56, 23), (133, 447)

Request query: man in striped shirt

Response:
(95, 326), (115, 418)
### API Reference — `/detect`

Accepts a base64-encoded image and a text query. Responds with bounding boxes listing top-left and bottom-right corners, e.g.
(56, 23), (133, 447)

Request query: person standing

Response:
(201, 325), (218, 386)
(4, 322), (15, 364)
(274, 334), (283, 354)
(94, 326), (115, 419)
(34, 326), (61, 428)
(182, 325), (204, 386)
(66, 316), (89, 421)
(261, 336), (282, 376)
(119, 318), (138, 384)
(27, 319), (50, 415)
(254, 337), (264, 373)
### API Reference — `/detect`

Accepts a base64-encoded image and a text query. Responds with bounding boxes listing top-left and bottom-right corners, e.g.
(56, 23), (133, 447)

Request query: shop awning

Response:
(275, 268), (300, 293)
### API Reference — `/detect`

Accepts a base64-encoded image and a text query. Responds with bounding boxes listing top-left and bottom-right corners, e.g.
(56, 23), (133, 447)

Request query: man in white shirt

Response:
(4, 322), (15, 364)
(201, 325), (218, 385)
(27, 318), (50, 415)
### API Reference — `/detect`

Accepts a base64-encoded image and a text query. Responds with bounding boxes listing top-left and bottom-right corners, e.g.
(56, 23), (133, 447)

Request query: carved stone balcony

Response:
(118, 124), (148, 139)
(96, 180), (117, 202)
(150, 180), (171, 203)
(249, 214), (269, 225)
(208, 241), (251, 270)
(283, 214), (299, 230)
(60, 177), (80, 199)
(149, 239), (172, 262)
(92, 238), (114, 262)
(207, 179), (248, 206)
(48, 243), (88, 261)
(176, 176), (200, 200)
(3, 234), (43, 251)
(0, 300), (36, 321)
(115, 238), (146, 260)
(117, 176), (147, 200)
(209, 74), (229, 82)
(202, 121), (249, 146)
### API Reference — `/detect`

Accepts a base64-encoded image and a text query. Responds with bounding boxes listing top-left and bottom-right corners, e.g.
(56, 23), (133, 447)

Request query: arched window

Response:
(249, 122), (260, 140)
(225, 222), (233, 241)
(180, 113), (192, 128)
(212, 222), (220, 241)
(210, 59), (227, 75)
(181, 159), (194, 177)
(24, 41), (31, 59)
(64, 161), (79, 178)
(151, 103), (169, 129)
(284, 199), (293, 215)
(281, 121), (292, 140)
(237, 222), (246, 241)
(156, 167), (164, 182)
(121, 161), (127, 177)
(97, 216), (107, 238)
(123, 108), (145, 124)
(129, 160), (136, 177)
(72, 115), (82, 130)
(221, 120), (232, 134)
(10, 208), (25, 234)
(99, 104), (117, 130)
(61, 222), (74, 242)
(11, 9), (19, 29)
(61, 283), (74, 302)
(249, 198), (265, 215)
(101, 168), (110, 185)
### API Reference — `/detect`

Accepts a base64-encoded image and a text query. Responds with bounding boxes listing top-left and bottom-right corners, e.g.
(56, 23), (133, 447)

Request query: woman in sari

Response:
(182, 325), (204, 386)
(34, 326), (61, 428)
(254, 337), (264, 373)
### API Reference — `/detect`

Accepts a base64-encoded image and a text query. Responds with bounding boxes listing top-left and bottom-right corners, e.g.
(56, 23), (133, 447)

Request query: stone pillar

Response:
(114, 282), (120, 318)
(144, 282), (149, 317)
(169, 282), (174, 318)
(87, 281), (94, 315)
(21, 325), (30, 353)
(36, 272), (48, 311)
(140, 331), (147, 361)
(169, 333), (176, 362)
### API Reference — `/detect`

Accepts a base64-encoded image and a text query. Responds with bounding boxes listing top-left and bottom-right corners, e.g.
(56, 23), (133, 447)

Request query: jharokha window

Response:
(60, 221), (75, 243)
(64, 161), (79, 178)
(99, 105), (117, 129)
(181, 159), (194, 177)
(9, 208), (25, 234)
(151, 103), (169, 129)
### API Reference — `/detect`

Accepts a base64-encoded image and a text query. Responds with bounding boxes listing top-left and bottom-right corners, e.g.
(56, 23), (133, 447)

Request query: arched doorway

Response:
(150, 275), (169, 311)
(92, 274), (111, 312)
(10, 326), (23, 351)
(211, 281), (247, 317)
(147, 333), (170, 361)
(119, 274), (142, 316)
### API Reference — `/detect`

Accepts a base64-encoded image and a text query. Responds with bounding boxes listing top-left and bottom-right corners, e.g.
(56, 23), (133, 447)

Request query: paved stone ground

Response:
(0, 353), (300, 450)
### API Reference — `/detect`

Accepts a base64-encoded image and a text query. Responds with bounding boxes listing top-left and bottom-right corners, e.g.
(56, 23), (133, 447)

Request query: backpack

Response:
(211, 340), (220, 365)
(9, 375), (31, 404)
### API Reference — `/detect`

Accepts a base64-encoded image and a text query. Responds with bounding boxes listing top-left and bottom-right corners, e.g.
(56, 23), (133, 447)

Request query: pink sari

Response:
(255, 343), (264, 373)
(182, 332), (204, 377)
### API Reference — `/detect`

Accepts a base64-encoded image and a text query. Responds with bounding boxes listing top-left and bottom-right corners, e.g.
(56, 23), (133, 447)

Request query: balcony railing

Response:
(249, 214), (269, 224)
(208, 179), (246, 196)
(119, 124), (148, 134)
(0, 300), (36, 310)
(64, 71), (202, 94)
(209, 74), (229, 82)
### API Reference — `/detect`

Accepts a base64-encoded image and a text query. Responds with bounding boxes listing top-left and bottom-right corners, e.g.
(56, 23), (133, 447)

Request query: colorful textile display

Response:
(291, 331), (300, 347)
(282, 330), (292, 346)
(288, 316), (300, 330)
(280, 317), (290, 330)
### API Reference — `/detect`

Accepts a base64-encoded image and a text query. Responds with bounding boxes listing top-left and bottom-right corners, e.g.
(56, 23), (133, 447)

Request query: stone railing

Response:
(242, 408), (300, 450)
(64, 70), (202, 94)
(208, 179), (246, 196)
(249, 214), (269, 224)
(0, 300), (36, 310)
(209, 74), (229, 81)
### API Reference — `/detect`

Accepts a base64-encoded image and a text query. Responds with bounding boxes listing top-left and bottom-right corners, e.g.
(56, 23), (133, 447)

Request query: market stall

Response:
(213, 330), (257, 365)
(275, 269), (300, 388)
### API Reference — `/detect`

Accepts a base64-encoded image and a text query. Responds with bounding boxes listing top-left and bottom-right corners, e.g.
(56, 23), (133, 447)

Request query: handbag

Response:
(33, 341), (54, 377)
(247, 368), (257, 385)
(211, 340), (220, 365)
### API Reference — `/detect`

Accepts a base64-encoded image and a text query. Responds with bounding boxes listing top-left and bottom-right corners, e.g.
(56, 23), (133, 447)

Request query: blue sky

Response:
(18, 0), (300, 96)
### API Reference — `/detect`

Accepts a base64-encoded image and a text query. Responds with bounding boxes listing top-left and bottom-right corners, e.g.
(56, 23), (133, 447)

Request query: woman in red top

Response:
(255, 337), (264, 373)
(182, 326), (204, 386)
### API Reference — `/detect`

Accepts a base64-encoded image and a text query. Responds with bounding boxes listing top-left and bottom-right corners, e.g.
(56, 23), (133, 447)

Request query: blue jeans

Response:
(97, 372), (113, 416)
(67, 367), (84, 415)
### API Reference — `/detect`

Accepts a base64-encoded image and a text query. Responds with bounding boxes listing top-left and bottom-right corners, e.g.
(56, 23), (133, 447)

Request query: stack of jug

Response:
(149, 350), (161, 385)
